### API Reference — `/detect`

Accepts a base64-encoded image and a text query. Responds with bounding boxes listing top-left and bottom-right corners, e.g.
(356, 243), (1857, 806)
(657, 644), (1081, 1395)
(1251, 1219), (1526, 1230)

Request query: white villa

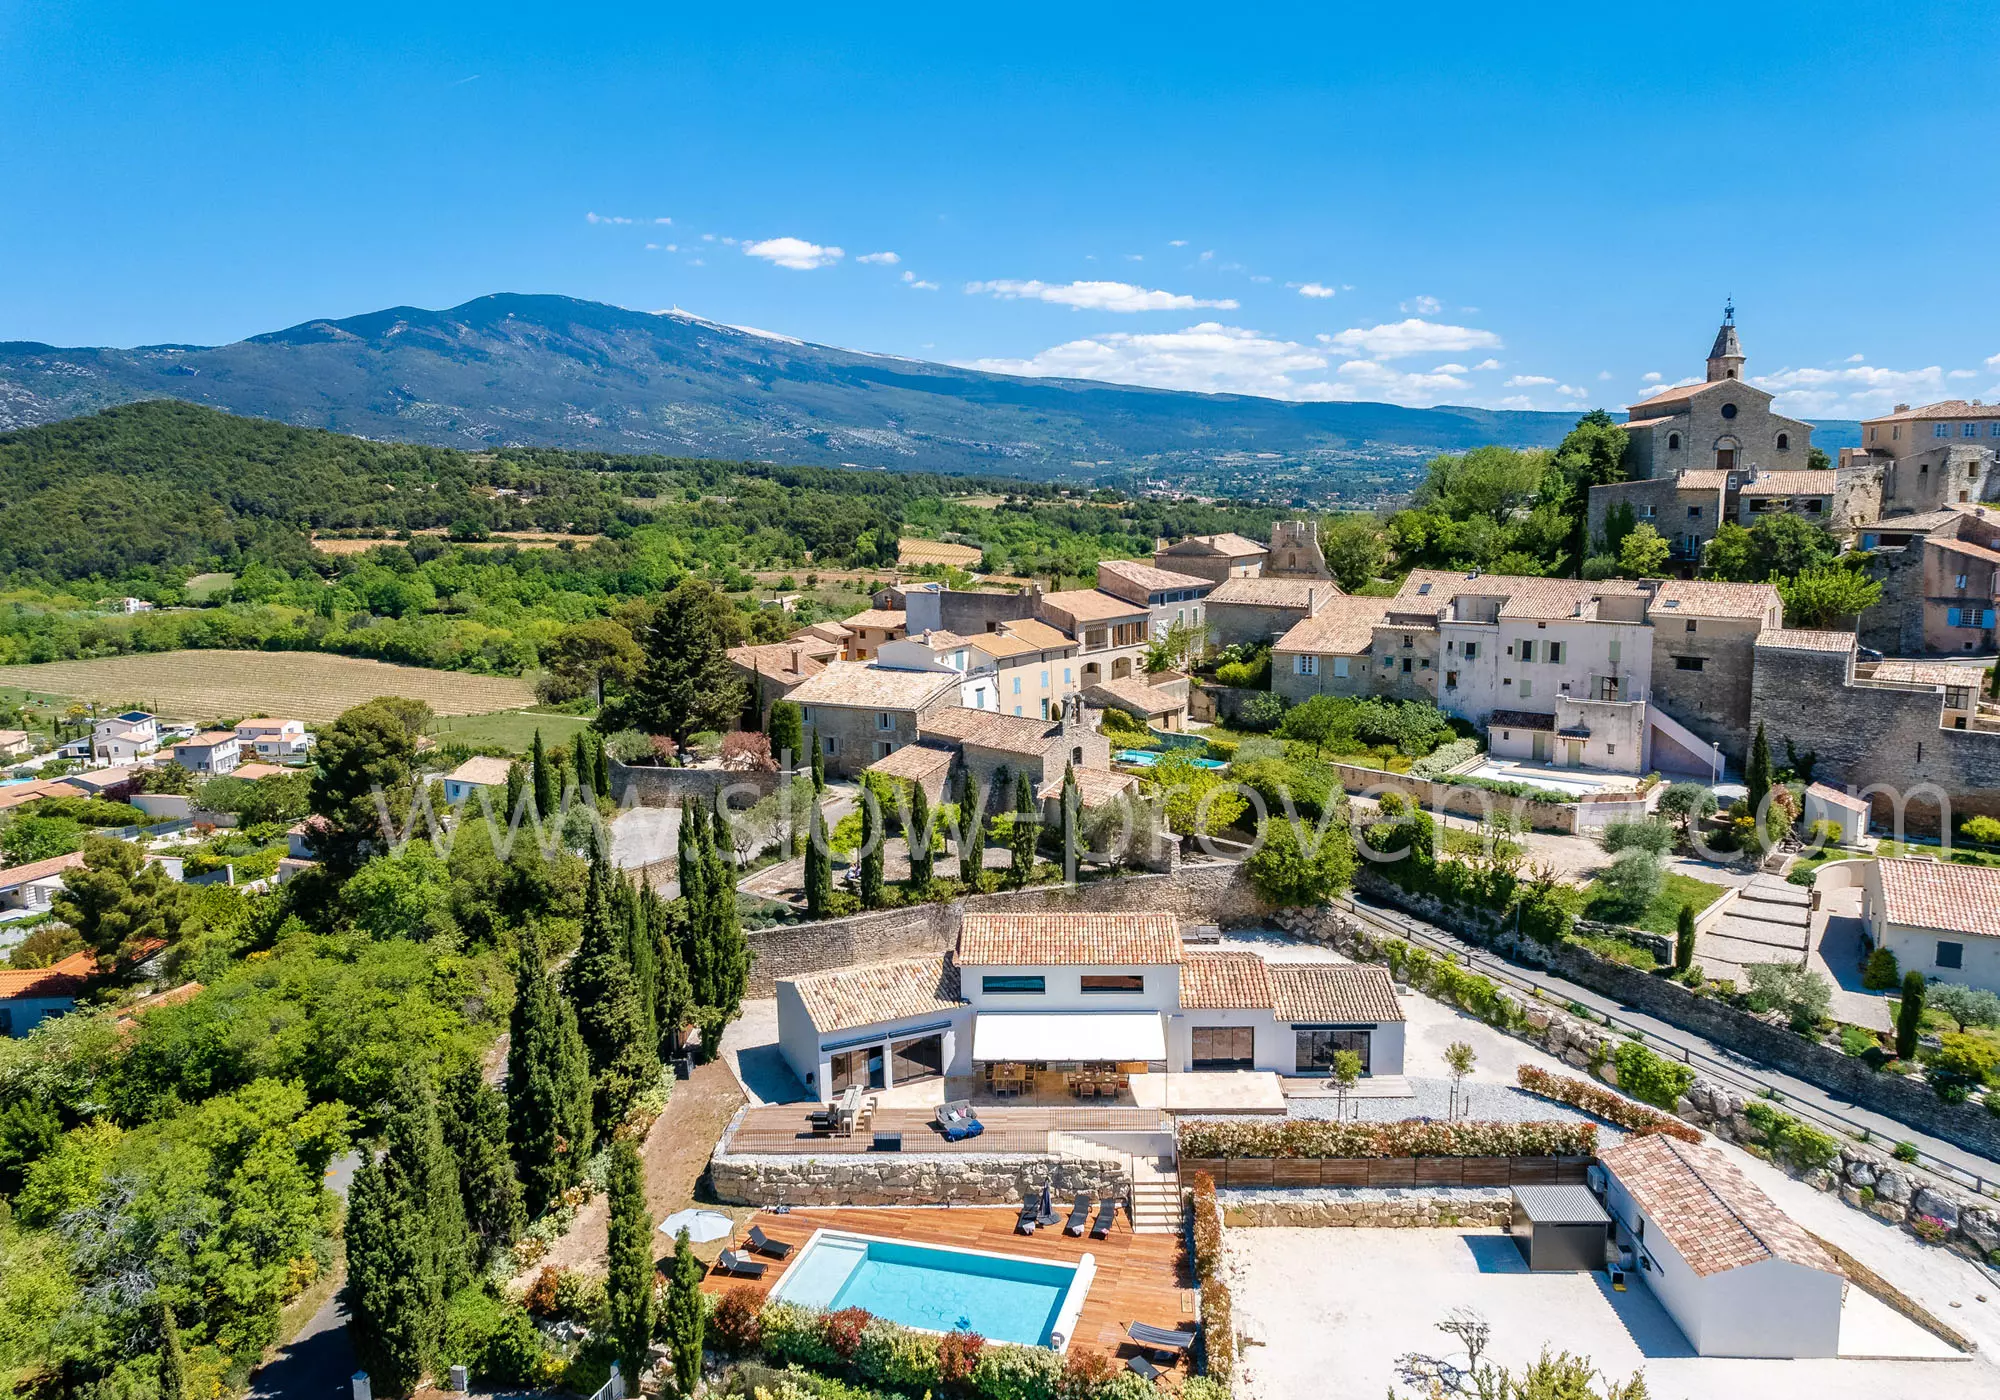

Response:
(774, 911), (1405, 1099)
(1862, 857), (2000, 994)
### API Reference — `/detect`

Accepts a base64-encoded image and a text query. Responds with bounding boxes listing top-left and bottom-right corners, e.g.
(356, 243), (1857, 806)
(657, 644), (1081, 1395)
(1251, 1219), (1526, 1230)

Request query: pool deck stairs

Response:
(1128, 1155), (1183, 1234)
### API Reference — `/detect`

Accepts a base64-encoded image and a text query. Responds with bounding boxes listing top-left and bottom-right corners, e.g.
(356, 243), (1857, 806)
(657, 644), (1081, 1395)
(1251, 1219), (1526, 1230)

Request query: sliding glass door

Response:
(1294, 1028), (1371, 1075)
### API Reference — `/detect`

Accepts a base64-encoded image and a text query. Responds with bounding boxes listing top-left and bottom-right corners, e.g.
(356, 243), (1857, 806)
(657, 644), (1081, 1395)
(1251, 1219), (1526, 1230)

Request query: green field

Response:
(432, 708), (594, 754)
(184, 572), (236, 601)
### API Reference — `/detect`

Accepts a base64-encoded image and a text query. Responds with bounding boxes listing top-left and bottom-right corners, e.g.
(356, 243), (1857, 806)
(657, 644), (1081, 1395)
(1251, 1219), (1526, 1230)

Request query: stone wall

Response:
(1646, 616), (1762, 766)
(608, 759), (781, 809)
(1217, 1188), (1511, 1229)
(1750, 642), (2000, 829)
(1858, 543), (1929, 654)
(1336, 765), (1579, 834)
(742, 861), (1272, 994)
(710, 1147), (1129, 1207)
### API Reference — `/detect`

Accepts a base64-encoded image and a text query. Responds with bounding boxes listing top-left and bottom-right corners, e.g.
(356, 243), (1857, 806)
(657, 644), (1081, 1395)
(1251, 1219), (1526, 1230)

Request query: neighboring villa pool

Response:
(1113, 748), (1226, 770)
(768, 1229), (1096, 1350)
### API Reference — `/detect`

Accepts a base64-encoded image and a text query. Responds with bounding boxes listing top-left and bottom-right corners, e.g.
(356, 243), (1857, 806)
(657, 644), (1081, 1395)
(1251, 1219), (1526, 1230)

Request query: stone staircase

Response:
(1128, 1154), (1183, 1235)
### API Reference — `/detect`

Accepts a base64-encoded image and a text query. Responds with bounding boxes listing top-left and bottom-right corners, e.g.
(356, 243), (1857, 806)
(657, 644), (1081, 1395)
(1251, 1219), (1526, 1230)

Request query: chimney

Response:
(790, 646), (802, 673)
(1894, 403), (1910, 413)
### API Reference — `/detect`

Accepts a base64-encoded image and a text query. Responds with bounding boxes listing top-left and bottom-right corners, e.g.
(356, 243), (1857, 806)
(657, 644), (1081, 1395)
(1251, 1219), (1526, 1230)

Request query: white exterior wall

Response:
(963, 962), (1182, 1015)
(1438, 621), (1504, 721)
(1167, 1009), (1404, 1076)
(1802, 791), (1866, 846)
(0, 875), (69, 913)
(774, 983), (972, 1098)
(443, 777), (502, 806)
(1862, 864), (2000, 993)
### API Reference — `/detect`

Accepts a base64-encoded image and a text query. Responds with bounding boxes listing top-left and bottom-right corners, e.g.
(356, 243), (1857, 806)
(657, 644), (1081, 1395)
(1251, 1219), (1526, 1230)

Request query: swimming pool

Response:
(768, 1229), (1095, 1350)
(1113, 748), (1226, 770)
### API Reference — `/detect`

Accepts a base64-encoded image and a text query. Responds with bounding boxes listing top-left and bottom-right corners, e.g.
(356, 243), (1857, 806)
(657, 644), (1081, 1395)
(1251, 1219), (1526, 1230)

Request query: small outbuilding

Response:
(1508, 1185), (1611, 1272)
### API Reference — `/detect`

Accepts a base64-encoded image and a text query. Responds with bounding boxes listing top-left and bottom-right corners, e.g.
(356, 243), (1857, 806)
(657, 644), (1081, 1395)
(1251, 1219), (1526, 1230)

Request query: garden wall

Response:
(741, 862), (1273, 994)
(1181, 1155), (1589, 1190)
(607, 758), (782, 809)
(1216, 1188), (1513, 1229)
(709, 1145), (1129, 1208)
(1332, 763), (1580, 834)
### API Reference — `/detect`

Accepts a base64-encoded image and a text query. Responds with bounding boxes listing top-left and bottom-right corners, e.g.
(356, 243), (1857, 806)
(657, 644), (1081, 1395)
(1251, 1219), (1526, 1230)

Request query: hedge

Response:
(1189, 1171), (1235, 1386)
(1610, 1040), (1696, 1112)
(1514, 1066), (1701, 1144)
(1743, 1101), (1841, 1173)
(1177, 1118), (1596, 1160)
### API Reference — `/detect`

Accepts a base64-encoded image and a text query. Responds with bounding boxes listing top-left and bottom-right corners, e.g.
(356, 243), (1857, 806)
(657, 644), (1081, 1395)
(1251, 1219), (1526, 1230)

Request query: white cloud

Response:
(688, 257), (705, 266)
(1559, 385), (1588, 398)
(1597, 371), (1614, 381)
(1751, 362), (1961, 416)
(1641, 371), (1663, 383)
(901, 271), (939, 291)
(1471, 359), (1503, 372)
(1506, 375), (1557, 388)
(1949, 369), (1978, 379)
(1847, 353), (1867, 363)
(742, 237), (845, 270)
(701, 233), (717, 242)
(645, 242), (659, 250)
(654, 217), (672, 226)
(1125, 254), (1145, 262)
(1169, 239), (1188, 248)
(856, 251), (900, 265)
(1249, 274), (1271, 283)
(1318, 319), (1502, 359)
(1331, 359), (1473, 401)
(1199, 250), (1214, 261)
(585, 212), (634, 225)
(1986, 351), (2000, 368)
(1295, 282), (1336, 299)
(1400, 295), (1442, 315)
(1433, 363), (1467, 374)
(963, 279), (1239, 313)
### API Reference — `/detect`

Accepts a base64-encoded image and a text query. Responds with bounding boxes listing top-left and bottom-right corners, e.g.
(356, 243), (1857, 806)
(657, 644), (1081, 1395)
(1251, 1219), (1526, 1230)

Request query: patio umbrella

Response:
(658, 1208), (734, 1244)
(1036, 1184), (1056, 1225)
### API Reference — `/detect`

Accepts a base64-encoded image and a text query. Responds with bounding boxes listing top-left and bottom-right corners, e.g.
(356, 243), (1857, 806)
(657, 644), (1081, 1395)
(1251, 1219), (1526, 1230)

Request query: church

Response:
(1619, 304), (1815, 480)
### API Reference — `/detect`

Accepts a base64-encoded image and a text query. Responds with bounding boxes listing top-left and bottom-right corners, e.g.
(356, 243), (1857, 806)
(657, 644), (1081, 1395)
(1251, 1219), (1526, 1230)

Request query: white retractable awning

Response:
(971, 1012), (1166, 1063)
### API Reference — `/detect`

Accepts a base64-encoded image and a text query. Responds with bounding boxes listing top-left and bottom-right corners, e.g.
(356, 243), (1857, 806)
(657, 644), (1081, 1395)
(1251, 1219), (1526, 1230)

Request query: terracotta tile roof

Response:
(1084, 676), (1181, 717)
(1394, 570), (1647, 622)
(1035, 766), (1140, 808)
(1206, 577), (1335, 609)
(1098, 559), (1213, 593)
(1803, 782), (1869, 814)
(0, 781), (86, 812)
(1930, 535), (2000, 566)
(1857, 507), (1985, 535)
(446, 756), (514, 787)
(1490, 709), (1556, 731)
(729, 641), (830, 685)
(1755, 628), (1856, 654)
(864, 740), (956, 790)
(1863, 399), (2000, 423)
(1628, 379), (1730, 408)
(994, 618), (1076, 651)
(231, 763), (288, 781)
(797, 620), (854, 643)
(1875, 857), (2000, 940)
(1268, 963), (1403, 1023)
(1647, 579), (1781, 621)
(787, 662), (959, 712)
(1179, 951), (1274, 1009)
(1866, 660), (1987, 687)
(1737, 471), (1838, 495)
(0, 850), (86, 891)
(1162, 532), (1267, 558)
(1620, 416), (1677, 430)
(918, 706), (1060, 755)
(0, 729), (27, 746)
(0, 949), (98, 1002)
(789, 955), (965, 1032)
(1040, 589), (1149, 624)
(842, 609), (908, 631)
(1599, 1135), (1839, 1279)
(1673, 470), (1732, 490)
(235, 718), (303, 733)
(1275, 596), (1392, 655)
(957, 912), (1184, 966)
(180, 730), (239, 747)
(939, 624), (1077, 660)
(897, 538), (985, 568)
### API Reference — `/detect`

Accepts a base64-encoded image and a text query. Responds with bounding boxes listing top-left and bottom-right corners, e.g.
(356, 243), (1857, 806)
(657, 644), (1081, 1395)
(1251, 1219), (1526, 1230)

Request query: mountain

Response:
(0, 293), (1606, 492)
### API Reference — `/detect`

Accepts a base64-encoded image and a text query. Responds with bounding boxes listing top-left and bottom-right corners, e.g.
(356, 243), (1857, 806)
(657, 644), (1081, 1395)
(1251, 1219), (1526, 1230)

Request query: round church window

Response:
(1721, 402), (1738, 419)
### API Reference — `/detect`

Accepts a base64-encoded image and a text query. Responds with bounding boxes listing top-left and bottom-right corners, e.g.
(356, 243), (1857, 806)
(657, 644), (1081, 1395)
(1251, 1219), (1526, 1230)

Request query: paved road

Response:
(1339, 891), (2000, 1193)
(247, 1150), (362, 1399)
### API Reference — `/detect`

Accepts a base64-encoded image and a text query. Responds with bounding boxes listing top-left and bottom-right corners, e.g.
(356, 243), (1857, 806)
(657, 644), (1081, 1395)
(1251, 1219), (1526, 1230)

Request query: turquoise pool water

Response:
(1113, 748), (1225, 770)
(770, 1232), (1080, 1346)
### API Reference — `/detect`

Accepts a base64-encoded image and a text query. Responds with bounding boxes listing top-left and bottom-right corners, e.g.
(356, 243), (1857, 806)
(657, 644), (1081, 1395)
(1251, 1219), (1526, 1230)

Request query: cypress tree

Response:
(1061, 761), (1081, 881)
(645, 883), (694, 1057)
(573, 729), (595, 800)
(1746, 722), (1772, 824)
(769, 699), (804, 772)
(619, 875), (658, 1046)
(593, 732), (612, 799)
(158, 1303), (188, 1400)
(957, 770), (985, 889)
(1674, 902), (1697, 975)
(702, 803), (748, 1015)
(810, 729), (825, 790)
(531, 730), (554, 819)
(1008, 770), (1037, 886)
(805, 795), (832, 919)
(907, 781), (933, 893)
(440, 1063), (524, 1267)
(1896, 970), (1926, 1062)
(604, 1138), (655, 1382)
(565, 855), (660, 1127)
(665, 1227), (706, 1397)
(859, 784), (885, 909)
(505, 759), (526, 826)
(507, 928), (594, 1215)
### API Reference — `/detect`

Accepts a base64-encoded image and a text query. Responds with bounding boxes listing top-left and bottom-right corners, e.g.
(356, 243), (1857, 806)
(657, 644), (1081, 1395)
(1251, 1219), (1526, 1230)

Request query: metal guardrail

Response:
(1331, 894), (2000, 1202)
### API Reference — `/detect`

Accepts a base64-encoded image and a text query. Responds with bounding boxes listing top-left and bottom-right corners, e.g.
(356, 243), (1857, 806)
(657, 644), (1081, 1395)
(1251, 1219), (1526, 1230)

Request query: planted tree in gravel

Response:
(1443, 1041), (1476, 1120)
(1331, 1049), (1362, 1122)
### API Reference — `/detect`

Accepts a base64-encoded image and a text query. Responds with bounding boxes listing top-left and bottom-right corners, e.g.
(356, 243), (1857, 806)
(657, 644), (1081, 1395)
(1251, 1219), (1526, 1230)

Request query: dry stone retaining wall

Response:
(1217, 1188), (1512, 1229)
(710, 1151), (1130, 1208)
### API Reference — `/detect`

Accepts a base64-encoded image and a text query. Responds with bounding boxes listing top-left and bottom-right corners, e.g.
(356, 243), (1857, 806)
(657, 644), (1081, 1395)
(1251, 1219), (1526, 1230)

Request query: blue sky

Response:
(4, 1), (1996, 418)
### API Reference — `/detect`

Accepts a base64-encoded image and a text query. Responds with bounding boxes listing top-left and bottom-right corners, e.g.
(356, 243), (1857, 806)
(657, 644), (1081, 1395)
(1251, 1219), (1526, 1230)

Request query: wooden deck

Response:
(703, 1206), (1195, 1370)
(725, 1103), (1171, 1156)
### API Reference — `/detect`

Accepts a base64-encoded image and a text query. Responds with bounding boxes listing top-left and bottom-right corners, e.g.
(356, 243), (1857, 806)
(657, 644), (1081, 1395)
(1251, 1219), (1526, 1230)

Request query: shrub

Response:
(1744, 962), (1833, 1031)
(1861, 946), (1901, 991)
(762, 1302), (841, 1368)
(1911, 1214), (1950, 1244)
(1592, 849), (1663, 919)
(1409, 736), (1482, 779)
(1600, 819), (1673, 858)
(1244, 816), (1356, 906)
(1892, 1140), (1920, 1162)
(1839, 1025), (1878, 1058)
(1514, 1066), (1701, 1143)
(1806, 818), (1844, 847)
(937, 1329), (986, 1386)
(854, 1316), (940, 1390)
(1742, 1102), (1840, 1172)
(523, 1265), (563, 1317)
(970, 1342), (1066, 1400)
(1611, 1040), (1695, 1112)
(1960, 814), (2000, 847)
(1235, 690), (1284, 730)
(1214, 652), (1271, 690)
(1189, 1172), (1235, 1385)
(822, 1306), (872, 1362)
(1933, 1032), (2000, 1089)
(1896, 972), (1926, 1060)
(1929, 981), (2000, 1029)
(1178, 1117), (1596, 1160)
(711, 1287), (764, 1354)
(1657, 782), (1718, 831)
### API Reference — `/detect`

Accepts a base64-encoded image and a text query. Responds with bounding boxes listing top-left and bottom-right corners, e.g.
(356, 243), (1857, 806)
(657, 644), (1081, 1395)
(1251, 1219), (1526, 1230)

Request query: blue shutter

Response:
(1948, 608), (1961, 627)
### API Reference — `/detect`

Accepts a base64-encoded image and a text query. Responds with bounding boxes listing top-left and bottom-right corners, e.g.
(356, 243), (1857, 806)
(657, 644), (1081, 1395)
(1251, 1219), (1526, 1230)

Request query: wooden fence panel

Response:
(1365, 1159), (1416, 1187)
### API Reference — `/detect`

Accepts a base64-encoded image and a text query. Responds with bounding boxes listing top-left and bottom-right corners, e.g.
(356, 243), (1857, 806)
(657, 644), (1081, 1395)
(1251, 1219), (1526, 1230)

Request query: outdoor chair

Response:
(1127, 1321), (1197, 1358)
(747, 1225), (794, 1258)
(1126, 1355), (1163, 1383)
(1091, 1198), (1117, 1239)
(1016, 1196), (1040, 1235)
(715, 1250), (768, 1278)
(1064, 1194), (1090, 1236)
(935, 1099), (986, 1143)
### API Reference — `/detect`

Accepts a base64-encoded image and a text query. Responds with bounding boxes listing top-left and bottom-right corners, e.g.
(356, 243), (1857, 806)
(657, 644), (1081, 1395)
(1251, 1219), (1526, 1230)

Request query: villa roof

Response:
(1393, 570), (1647, 622)
(1929, 535), (2000, 566)
(1737, 471), (1838, 496)
(786, 662), (959, 712)
(1863, 399), (2000, 423)
(446, 756), (514, 787)
(789, 955), (965, 1033)
(1857, 506), (1984, 535)
(864, 740), (956, 791)
(0, 949), (98, 1003)
(1163, 532), (1267, 558)
(728, 641), (830, 685)
(1867, 660), (1987, 687)
(235, 718), (303, 732)
(0, 850), (87, 893)
(1599, 1135), (1838, 1279)
(0, 780), (87, 813)
(936, 621), (1077, 660)
(1672, 470), (1732, 490)
(1490, 709), (1556, 731)
(918, 706), (1060, 755)
(1084, 675), (1181, 718)
(1205, 576), (1334, 609)
(1646, 580), (1781, 621)
(842, 609), (908, 632)
(1178, 951), (1274, 1009)
(1098, 559), (1212, 593)
(1267, 963), (1403, 1023)
(179, 729), (239, 747)
(1040, 588), (1149, 624)
(1035, 766), (1140, 808)
(1875, 858), (2000, 940)
(992, 618), (1077, 651)
(797, 620), (854, 643)
(957, 912), (1184, 967)
(1755, 628), (1856, 655)
(1274, 596), (1392, 655)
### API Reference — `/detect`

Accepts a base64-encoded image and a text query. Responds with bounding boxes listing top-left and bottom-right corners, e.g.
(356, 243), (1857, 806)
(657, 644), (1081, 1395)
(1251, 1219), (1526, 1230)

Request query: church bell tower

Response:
(1706, 299), (1745, 382)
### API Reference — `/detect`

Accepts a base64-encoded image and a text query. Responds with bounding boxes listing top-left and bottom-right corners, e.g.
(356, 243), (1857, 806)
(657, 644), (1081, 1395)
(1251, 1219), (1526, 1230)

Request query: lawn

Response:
(184, 572), (236, 602)
(431, 708), (594, 754)
(1583, 870), (1728, 939)
(0, 651), (536, 722)
(1789, 838), (2000, 886)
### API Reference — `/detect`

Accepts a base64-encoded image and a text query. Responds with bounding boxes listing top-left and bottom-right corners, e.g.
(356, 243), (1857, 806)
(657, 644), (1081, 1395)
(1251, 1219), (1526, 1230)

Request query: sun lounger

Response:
(934, 1098), (986, 1143)
(1126, 1355), (1163, 1383)
(1016, 1196), (1040, 1235)
(1091, 1197), (1117, 1239)
(715, 1249), (768, 1278)
(747, 1225), (794, 1258)
(1064, 1194), (1090, 1236)
(1127, 1321), (1197, 1357)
